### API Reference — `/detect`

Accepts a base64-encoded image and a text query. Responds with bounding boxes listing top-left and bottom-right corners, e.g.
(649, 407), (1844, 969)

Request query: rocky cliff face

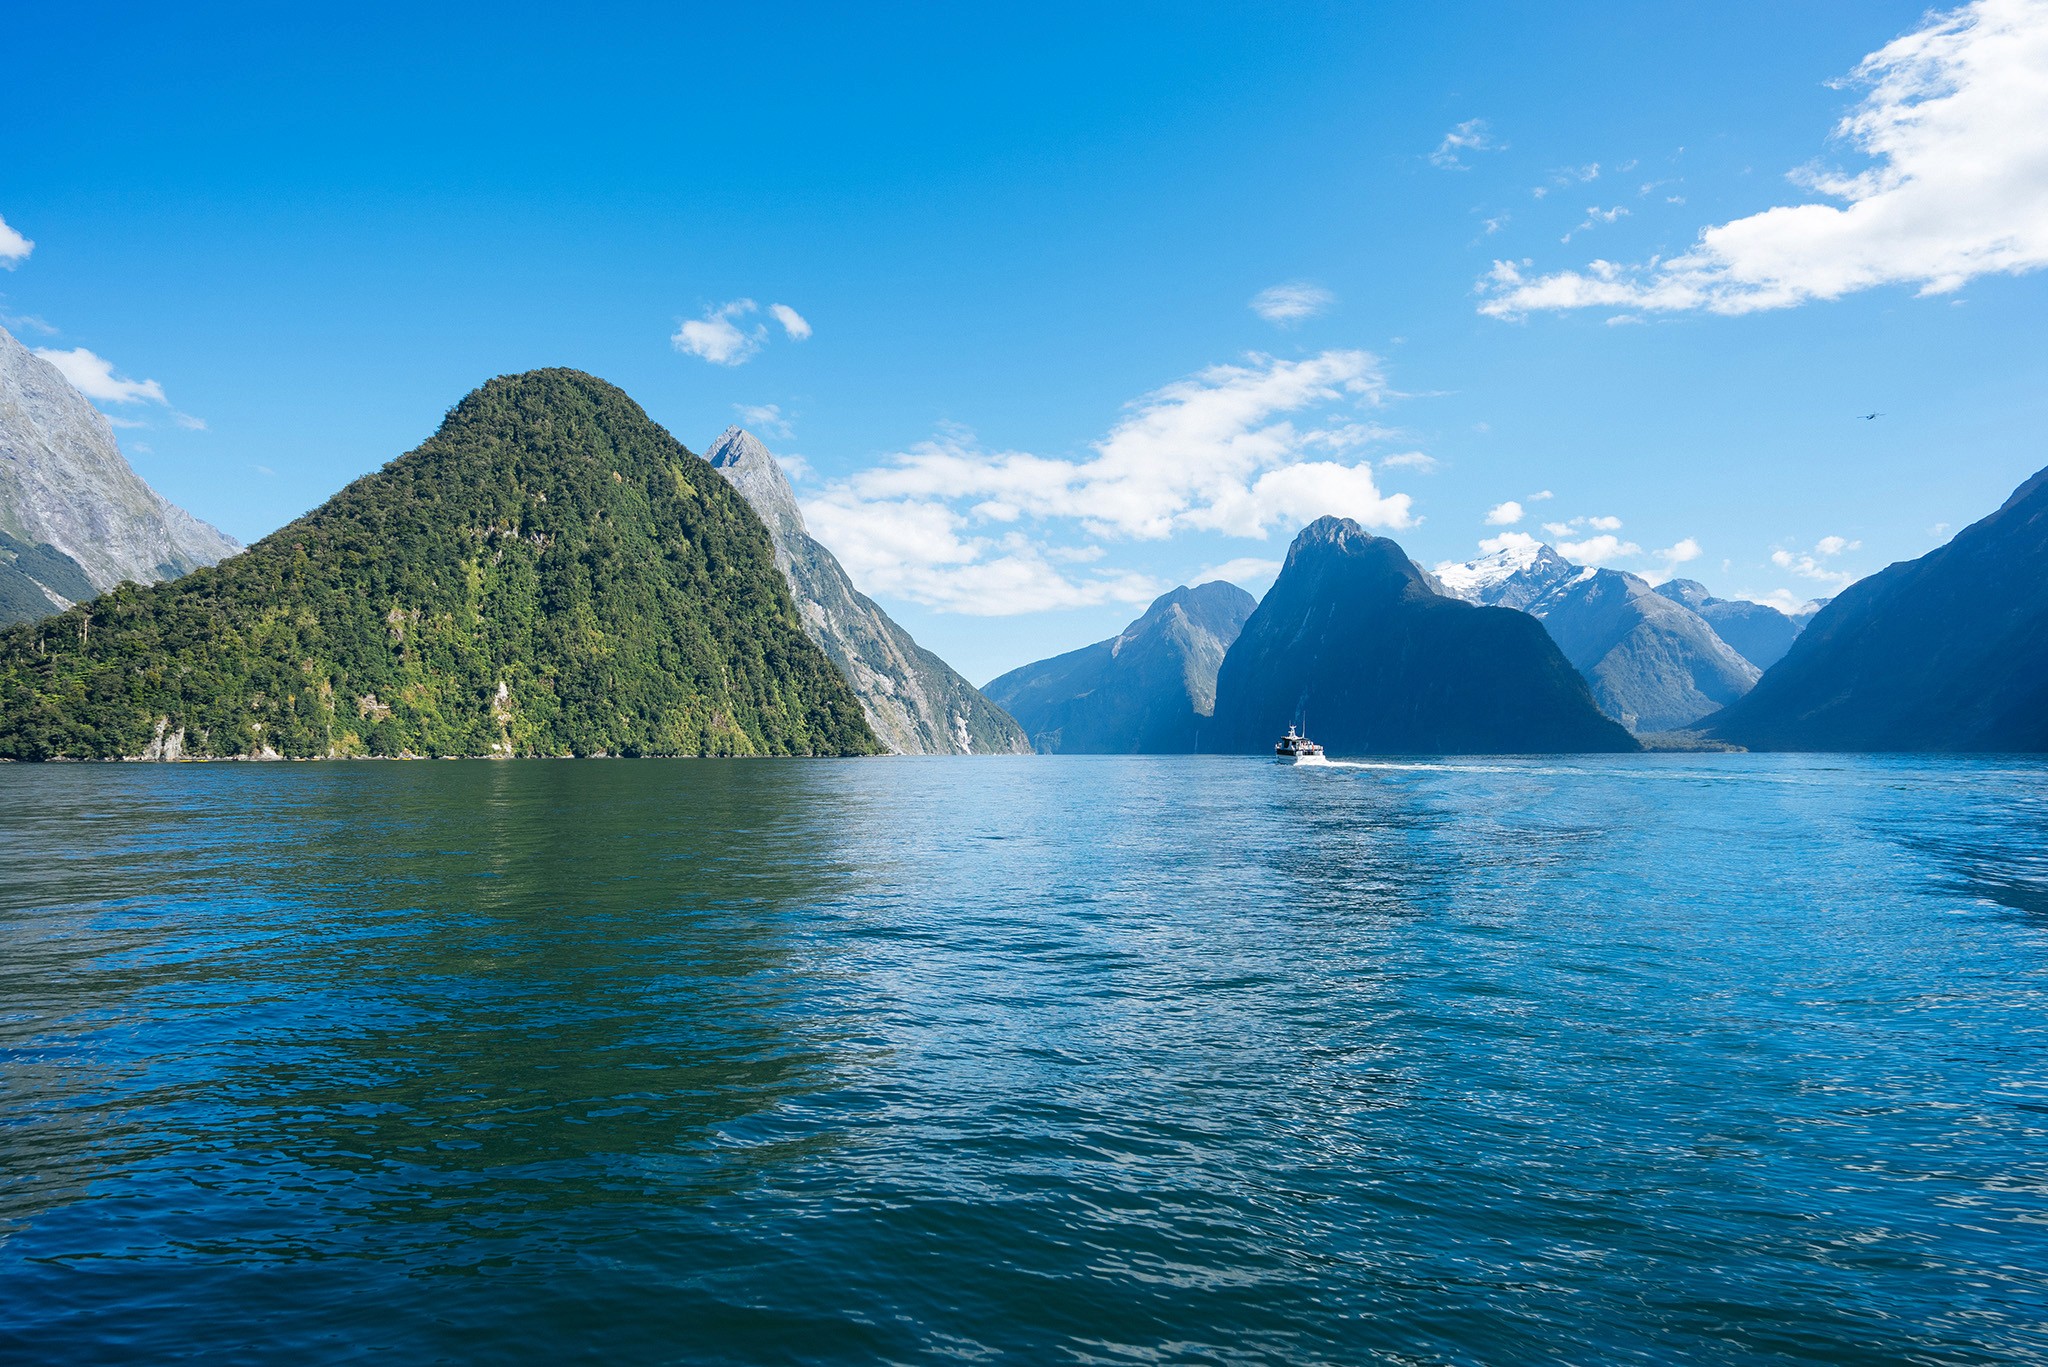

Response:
(706, 427), (1029, 755)
(984, 580), (1256, 753)
(0, 324), (240, 596)
(1705, 462), (2048, 752)
(1440, 542), (1759, 733)
(1209, 518), (1637, 755)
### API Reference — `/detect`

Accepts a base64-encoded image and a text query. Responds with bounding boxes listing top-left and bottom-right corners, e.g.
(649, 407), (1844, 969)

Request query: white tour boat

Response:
(1274, 725), (1329, 765)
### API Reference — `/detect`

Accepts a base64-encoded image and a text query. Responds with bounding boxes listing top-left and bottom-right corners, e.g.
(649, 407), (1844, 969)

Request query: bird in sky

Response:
(1859, 412), (1883, 420)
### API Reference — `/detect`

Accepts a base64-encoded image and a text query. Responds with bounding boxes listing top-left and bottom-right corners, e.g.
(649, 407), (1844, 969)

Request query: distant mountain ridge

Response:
(1438, 540), (1758, 733)
(706, 427), (1028, 755)
(0, 371), (877, 759)
(0, 324), (239, 616)
(1653, 578), (1807, 671)
(1706, 461), (2048, 752)
(985, 580), (1255, 753)
(1209, 518), (1637, 755)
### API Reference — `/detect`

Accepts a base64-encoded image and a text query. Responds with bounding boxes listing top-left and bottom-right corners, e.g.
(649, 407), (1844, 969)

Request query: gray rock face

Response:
(705, 427), (1029, 755)
(1654, 578), (1806, 671)
(0, 324), (240, 596)
(984, 581), (1257, 753)
(1439, 542), (1759, 733)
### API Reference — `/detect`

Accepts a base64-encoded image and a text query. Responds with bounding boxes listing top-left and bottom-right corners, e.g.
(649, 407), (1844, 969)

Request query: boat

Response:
(1274, 725), (1329, 765)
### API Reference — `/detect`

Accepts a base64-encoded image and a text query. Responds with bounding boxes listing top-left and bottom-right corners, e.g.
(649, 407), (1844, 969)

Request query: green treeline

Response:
(0, 370), (879, 759)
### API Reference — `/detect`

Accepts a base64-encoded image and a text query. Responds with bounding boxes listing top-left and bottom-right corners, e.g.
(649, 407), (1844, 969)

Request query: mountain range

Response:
(984, 580), (1255, 753)
(1208, 518), (1637, 754)
(0, 370), (876, 759)
(1652, 578), (1809, 671)
(706, 426), (1027, 755)
(1705, 460), (2048, 751)
(0, 323), (239, 623)
(1437, 541), (1761, 733)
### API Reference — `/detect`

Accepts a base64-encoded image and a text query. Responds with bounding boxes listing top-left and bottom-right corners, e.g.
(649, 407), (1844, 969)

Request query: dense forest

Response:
(0, 370), (879, 759)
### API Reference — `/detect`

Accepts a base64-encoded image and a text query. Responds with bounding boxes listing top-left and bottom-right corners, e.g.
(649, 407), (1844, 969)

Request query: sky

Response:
(6, 0), (2047, 684)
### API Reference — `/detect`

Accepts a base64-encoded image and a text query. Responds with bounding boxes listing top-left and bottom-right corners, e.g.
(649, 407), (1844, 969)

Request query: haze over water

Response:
(4, 756), (2046, 1364)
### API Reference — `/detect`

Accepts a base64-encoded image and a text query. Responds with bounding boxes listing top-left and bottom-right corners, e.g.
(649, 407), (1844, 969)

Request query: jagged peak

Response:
(705, 427), (806, 541)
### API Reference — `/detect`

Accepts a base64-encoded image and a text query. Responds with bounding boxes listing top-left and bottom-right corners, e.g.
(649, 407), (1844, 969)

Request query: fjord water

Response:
(3, 757), (2045, 1365)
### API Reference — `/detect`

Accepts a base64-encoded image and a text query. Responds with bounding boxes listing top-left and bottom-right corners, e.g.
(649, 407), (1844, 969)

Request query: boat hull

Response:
(1277, 752), (1331, 766)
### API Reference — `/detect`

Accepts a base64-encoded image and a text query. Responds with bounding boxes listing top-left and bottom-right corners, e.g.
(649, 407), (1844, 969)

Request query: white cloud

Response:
(171, 411), (207, 431)
(1485, 500), (1524, 526)
(1477, 530), (1543, 556)
(1250, 282), (1335, 325)
(1482, 0), (2048, 317)
(1586, 514), (1623, 531)
(674, 299), (812, 363)
(1527, 489), (1554, 501)
(803, 350), (1416, 615)
(1380, 451), (1438, 472)
(34, 346), (168, 404)
(672, 299), (761, 365)
(1771, 534), (1864, 587)
(801, 491), (1163, 615)
(735, 402), (794, 439)
(0, 214), (32, 268)
(1557, 533), (1642, 565)
(1191, 557), (1283, 593)
(1431, 119), (1500, 170)
(1641, 536), (1704, 584)
(1562, 205), (1631, 242)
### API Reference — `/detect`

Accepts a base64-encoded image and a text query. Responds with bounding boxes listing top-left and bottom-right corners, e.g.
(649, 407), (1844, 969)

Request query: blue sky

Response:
(6, 1), (2046, 683)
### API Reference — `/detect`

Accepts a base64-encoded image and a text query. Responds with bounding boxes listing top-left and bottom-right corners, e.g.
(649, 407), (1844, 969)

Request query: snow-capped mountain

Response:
(1436, 542), (1759, 734)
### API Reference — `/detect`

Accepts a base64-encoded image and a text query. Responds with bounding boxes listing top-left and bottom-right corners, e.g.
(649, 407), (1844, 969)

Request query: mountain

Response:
(1705, 462), (2048, 752)
(705, 427), (1028, 755)
(1653, 578), (1805, 671)
(1438, 541), (1758, 733)
(0, 370), (878, 760)
(0, 324), (240, 608)
(984, 581), (1256, 753)
(1208, 518), (1637, 755)
(0, 529), (96, 625)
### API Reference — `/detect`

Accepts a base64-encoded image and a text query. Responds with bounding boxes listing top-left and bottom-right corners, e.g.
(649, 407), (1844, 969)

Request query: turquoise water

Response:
(3, 755), (2046, 1364)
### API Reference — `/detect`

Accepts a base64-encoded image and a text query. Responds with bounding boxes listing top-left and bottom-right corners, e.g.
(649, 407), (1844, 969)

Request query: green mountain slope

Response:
(0, 370), (878, 760)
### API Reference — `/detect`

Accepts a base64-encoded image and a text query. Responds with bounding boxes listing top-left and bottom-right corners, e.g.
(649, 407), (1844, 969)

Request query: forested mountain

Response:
(1706, 462), (2048, 752)
(1209, 518), (1637, 755)
(0, 324), (239, 621)
(0, 370), (877, 759)
(984, 580), (1255, 753)
(1438, 541), (1758, 732)
(707, 427), (1028, 754)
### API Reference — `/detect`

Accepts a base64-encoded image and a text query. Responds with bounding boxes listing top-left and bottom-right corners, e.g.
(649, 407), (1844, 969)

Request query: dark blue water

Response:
(3, 755), (2046, 1364)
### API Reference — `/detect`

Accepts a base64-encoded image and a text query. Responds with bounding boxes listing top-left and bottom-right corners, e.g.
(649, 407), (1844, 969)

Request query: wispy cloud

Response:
(1431, 119), (1500, 170)
(1771, 534), (1863, 587)
(768, 303), (812, 341)
(0, 214), (32, 269)
(34, 346), (168, 405)
(802, 351), (1417, 615)
(734, 402), (794, 439)
(1380, 451), (1438, 472)
(1191, 557), (1283, 595)
(672, 298), (813, 365)
(1249, 282), (1334, 326)
(1562, 205), (1630, 243)
(1483, 0), (2048, 316)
